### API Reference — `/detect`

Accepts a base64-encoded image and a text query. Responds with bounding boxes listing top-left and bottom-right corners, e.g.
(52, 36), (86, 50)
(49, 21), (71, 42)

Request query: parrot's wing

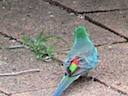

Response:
(66, 56), (95, 76)
(53, 74), (80, 96)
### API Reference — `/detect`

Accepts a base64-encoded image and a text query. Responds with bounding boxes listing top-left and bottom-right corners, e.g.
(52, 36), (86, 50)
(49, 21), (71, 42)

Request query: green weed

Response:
(22, 32), (67, 63)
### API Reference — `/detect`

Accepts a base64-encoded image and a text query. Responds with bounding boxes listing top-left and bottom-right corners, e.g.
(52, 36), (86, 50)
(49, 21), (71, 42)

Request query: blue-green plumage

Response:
(53, 75), (80, 96)
(53, 26), (98, 96)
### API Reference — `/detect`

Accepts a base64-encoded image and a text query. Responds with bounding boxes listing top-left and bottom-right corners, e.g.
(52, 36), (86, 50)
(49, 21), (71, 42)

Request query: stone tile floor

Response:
(0, 0), (128, 96)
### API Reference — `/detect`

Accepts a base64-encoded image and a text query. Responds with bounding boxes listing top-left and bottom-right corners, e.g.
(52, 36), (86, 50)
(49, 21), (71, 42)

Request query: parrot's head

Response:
(74, 26), (89, 43)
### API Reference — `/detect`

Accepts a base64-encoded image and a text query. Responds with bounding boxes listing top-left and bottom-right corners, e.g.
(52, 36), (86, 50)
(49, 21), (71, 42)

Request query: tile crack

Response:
(44, 0), (128, 41)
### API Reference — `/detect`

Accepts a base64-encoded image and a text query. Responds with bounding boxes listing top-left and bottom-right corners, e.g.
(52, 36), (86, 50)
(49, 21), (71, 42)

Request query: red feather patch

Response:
(72, 56), (79, 66)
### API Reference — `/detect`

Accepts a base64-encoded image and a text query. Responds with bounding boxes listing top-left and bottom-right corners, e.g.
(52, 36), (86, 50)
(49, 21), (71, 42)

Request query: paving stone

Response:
(0, 48), (63, 94)
(0, 33), (127, 96)
(87, 10), (128, 38)
(0, 35), (19, 49)
(0, 31), (127, 96)
(12, 82), (126, 96)
(53, 0), (128, 12)
(62, 81), (126, 96)
(94, 43), (128, 94)
(0, 0), (125, 47)
(0, 0), (128, 96)
(11, 88), (55, 96)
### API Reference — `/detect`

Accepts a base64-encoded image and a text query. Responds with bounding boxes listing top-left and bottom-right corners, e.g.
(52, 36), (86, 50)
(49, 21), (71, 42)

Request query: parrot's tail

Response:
(53, 74), (80, 96)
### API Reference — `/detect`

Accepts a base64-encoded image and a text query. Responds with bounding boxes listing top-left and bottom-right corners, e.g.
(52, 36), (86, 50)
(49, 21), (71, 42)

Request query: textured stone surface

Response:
(0, 47), (63, 95)
(96, 43), (128, 93)
(87, 10), (128, 37)
(53, 0), (128, 12)
(0, 35), (19, 49)
(0, 0), (128, 96)
(0, 0), (125, 47)
(12, 82), (125, 96)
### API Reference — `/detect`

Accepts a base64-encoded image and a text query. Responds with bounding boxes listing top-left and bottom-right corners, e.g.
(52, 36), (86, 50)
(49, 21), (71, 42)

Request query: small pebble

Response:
(50, 14), (54, 17)
(73, 1), (76, 3)
(70, 13), (74, 15)
(78, 15), (84, 19)
(11, 40), (16, 43)
(108, 46), (112, 48)
(2, 6), (5, 9)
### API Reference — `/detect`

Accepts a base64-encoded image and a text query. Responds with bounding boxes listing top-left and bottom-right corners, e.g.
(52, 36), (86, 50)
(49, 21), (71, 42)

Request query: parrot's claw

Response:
(90, 74), (100, 81)
(90, 76), (96, 81)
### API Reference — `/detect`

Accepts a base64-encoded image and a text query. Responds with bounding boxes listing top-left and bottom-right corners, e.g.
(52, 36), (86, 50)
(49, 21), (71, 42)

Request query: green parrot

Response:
(53, 26), (98, 96)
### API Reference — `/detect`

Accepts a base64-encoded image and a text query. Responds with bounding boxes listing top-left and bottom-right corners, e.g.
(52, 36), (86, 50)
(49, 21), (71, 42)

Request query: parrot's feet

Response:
(90, 74), (100, 81)
(79, 74), (91, 81)
(80, 74), (100, 81)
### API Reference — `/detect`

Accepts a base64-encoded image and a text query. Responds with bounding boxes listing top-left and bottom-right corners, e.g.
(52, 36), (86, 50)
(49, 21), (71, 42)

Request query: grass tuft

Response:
(22, 31), (68, 64)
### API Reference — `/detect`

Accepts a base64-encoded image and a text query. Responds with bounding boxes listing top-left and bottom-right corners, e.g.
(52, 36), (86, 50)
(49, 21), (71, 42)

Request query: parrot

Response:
(53, 26), (98, 96)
